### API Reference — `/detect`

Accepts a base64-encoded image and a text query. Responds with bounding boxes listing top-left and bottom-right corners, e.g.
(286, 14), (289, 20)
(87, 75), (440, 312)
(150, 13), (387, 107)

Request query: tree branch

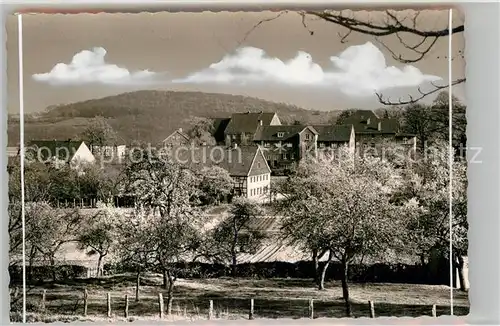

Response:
(376, 78), (466, 105)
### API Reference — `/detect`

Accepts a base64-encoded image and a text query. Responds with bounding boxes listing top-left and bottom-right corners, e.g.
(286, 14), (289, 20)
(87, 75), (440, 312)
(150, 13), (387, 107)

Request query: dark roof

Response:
(225, 112), (277, 134)
(312, 124), (353, 142)
(213, 118), (231, 143)
(27, 140), (85, 161)
(253, 125), (318, 141)
(341, 110), (401, 135)
(169, 145), (270, 176)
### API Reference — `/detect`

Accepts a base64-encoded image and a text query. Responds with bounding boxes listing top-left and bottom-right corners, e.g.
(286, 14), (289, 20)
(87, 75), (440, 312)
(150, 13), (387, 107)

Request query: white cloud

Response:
(174, 42), (441, 97)
(33, 47), (157, 85)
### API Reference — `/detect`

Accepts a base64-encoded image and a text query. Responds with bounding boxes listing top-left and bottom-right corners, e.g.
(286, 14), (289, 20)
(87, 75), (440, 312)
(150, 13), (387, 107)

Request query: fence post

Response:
(208, 300), (213, 320)
(249, 298), (254, 320)
(158, 293), (164, 319)
(107, 292), (111, 318)
(431, 304), (437, 317)
(73, 198), (76, 207)
(124, 294), (129, 318)
(309, 299), (314, 319)
(369, 301), (375, 318)
(41, 289), (46, 312)
(83, 289), (88, 317)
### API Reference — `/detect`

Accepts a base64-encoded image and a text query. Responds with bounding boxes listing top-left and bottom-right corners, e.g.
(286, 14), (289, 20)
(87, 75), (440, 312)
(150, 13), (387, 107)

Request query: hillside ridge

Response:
(8, 90), (342, 146)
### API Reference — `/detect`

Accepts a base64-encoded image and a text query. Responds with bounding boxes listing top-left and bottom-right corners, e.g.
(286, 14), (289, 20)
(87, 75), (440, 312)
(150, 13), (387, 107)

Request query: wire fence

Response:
(11, 287), (469, 322)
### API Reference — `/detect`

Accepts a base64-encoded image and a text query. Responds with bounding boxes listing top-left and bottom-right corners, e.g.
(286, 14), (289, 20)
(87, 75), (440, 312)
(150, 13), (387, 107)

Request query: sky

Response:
(6, 10), (465, 114)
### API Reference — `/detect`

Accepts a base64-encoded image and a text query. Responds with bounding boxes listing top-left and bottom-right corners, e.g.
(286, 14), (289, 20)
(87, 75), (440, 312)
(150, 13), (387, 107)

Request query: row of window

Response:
(250, 186), (269, 196)
(263, 142), (294, 148)
(276, 132), (312, 140)
(250, 174), (269, 183)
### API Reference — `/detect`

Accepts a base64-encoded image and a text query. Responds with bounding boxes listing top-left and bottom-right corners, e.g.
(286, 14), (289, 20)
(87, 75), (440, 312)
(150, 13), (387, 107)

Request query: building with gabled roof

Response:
(312, 124), (356, 149)
(171, 144), (272, 202)
(161, 127), (191, 147)
(224, 111), (281, 146)
(253, 125), (319, 172)
(338, 109), (416, 151)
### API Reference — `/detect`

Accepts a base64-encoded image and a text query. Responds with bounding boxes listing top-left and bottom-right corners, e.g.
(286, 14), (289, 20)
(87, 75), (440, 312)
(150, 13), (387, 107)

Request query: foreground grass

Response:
(10, 274), (469, 322)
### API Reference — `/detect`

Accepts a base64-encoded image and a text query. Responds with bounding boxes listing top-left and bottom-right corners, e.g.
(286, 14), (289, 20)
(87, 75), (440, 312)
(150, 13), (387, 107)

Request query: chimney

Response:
(377, 121), (382, 131)
(366, 118), (371, 125)
(258, 120), (263, 126)
(178, 128), (182, 132)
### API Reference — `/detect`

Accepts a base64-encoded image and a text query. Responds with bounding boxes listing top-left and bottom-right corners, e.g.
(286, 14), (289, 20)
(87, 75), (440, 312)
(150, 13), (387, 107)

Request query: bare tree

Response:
(207, 198), (265, 277)
(77, 205), (119, 277)
(276, 147), (408, 316)
(81, 116), (118, 152)
(198, 166), (235, 205)
(244, 9), (464, 105)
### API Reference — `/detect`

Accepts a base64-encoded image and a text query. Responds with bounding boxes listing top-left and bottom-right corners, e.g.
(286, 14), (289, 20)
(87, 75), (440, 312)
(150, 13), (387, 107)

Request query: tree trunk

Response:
(162, 269), (168, 289)
(135, 269), (140, 302)
(312, 249), (319, 287)
(166, 273), (175, 316)
(318, 251), (334, 291)
(231, 253), (237, 277)
(419, 254), (426, 266)
(28, 247), (36, 283)
(340, 259), (352, 317)
(97, 255), (103, 278)
(456, 255), (467, 291)
(231, 220), (239, 277)
(50, 256), (56, 282)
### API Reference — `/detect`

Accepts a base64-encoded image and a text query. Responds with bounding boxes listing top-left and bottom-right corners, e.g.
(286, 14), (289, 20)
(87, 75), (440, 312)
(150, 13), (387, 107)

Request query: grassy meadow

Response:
(10, 273), (469, 323)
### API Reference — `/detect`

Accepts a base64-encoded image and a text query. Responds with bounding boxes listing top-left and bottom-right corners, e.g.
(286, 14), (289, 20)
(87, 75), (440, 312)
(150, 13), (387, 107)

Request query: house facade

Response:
(91, 144), (127, 161)
(172, 144), (272, 203)
(253, 125), (319, 172)
(340, 110), (417, 152)
(161, 128), (191, 148)
(224, 112), (281, 146)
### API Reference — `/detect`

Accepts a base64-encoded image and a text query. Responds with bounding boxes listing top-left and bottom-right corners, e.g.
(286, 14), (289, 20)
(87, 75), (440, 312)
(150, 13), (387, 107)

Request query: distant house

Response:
(161, 128), (191, 147)
(91, 144), (127, 161)
(173, 144), (272, 202)
(253, 125), (319, 171)
(224, 111), (281, 146)
(313, 124), (356, 150)
(340, 109), (417, 151)
(26, 139), (95, 168)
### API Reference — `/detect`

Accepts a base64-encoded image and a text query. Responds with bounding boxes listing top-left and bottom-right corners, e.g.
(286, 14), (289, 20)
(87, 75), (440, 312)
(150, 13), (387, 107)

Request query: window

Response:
(305, 133), (311, 140)
(264, 142), (271, 148)
(319, 143), (325, 148)
(291, 153), (295, 160)
(282, 153), (288, 160)
(277, 132), (285, 138)
(257, 162), (261, 168)
(232, 135), (236, 139)
(286, 143), (293, 147)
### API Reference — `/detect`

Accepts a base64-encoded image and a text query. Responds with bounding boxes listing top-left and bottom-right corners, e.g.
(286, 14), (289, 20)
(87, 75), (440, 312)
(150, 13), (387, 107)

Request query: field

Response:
(11, 274), (470, 323)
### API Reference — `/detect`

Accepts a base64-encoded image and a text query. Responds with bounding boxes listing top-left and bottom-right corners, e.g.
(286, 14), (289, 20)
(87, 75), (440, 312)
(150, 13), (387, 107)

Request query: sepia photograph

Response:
(7, 8), (468, 322)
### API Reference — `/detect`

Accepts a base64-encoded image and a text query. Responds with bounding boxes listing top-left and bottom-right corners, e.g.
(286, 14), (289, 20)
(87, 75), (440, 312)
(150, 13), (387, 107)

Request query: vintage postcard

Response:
(7, 8), (467, 322)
